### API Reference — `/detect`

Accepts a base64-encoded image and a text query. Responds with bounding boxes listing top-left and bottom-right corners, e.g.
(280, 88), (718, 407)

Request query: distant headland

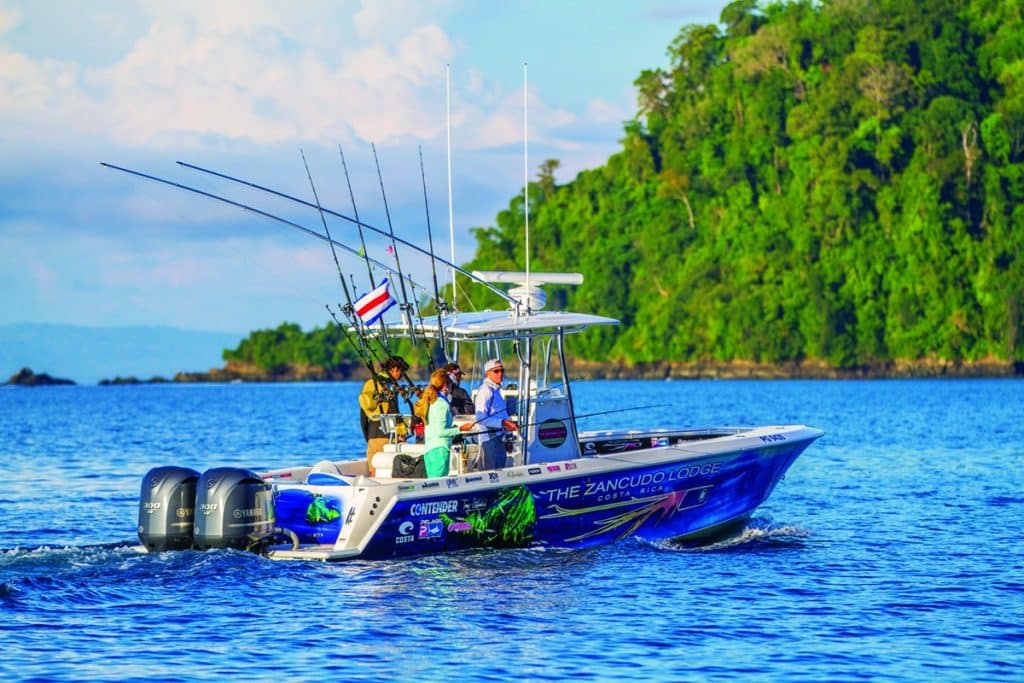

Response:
(5, 368), (76, 386)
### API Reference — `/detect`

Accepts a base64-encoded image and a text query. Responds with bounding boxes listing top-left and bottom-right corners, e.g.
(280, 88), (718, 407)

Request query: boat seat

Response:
(372, 443), (425, 478)
(306, 460), (350, 486)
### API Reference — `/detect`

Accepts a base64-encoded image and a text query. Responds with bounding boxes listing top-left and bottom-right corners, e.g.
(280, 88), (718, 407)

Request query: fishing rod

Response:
(324, 303), (377, 378)
(301, 149), (352, 304)
(100, 162), (432, 301)
(103, 160), (426, 408)
(337, 143), (392, 352)
(339, 145), (424, 404)
(300, 148), (379, 373)
(419, 144), (449, 360)
(174, 160), (517, 307)
(370, 142), (421, 355)
(337, 144), (376, 287)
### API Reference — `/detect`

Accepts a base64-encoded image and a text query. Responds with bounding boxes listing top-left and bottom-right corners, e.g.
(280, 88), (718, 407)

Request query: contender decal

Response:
(410, 500), (459, 516)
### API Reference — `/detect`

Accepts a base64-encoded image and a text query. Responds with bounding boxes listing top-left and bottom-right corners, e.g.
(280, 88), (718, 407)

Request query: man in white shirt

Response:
(472, 358), (518, 470)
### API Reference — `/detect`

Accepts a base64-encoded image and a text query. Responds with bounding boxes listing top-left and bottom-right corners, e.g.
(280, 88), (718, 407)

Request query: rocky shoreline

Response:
(8, 358), (1023, 387)
(99, 357), (1024, 384)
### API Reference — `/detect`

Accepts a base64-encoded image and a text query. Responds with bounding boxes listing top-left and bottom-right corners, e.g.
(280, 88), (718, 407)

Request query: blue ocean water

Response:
(1, 379), (1022, 682)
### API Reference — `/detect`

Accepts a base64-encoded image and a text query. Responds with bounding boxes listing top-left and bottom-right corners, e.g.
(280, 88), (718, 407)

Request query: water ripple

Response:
(1, 380), (1023, 681)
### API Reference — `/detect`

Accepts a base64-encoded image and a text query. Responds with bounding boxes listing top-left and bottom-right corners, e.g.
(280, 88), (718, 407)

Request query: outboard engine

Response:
(138, 465), (200, 552)
(193, 467), (275, 550)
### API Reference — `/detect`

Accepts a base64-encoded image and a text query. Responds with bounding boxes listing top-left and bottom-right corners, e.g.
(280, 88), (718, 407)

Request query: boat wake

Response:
(645, 518), (813, 553)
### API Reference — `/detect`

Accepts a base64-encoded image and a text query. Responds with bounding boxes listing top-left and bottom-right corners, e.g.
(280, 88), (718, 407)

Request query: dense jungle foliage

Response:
(227, 0), (1024, 373)
(465, 0), (1024, 367)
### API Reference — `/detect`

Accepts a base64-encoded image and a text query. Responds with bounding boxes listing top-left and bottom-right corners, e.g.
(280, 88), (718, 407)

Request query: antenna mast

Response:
(446, 64), (456, 304)
(524, 62), (531, 313)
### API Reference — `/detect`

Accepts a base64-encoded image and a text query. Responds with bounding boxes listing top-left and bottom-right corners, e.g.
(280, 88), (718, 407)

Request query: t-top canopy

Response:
(382, 309), (619, 342)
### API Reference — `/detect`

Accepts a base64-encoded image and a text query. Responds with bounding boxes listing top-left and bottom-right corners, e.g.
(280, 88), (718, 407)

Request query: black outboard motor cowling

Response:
(138, 466), (200, 552)
(194, 467), (275, 550)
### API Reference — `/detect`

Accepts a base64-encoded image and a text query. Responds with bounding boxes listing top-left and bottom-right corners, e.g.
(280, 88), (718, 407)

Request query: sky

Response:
(0, 0), (730, 336)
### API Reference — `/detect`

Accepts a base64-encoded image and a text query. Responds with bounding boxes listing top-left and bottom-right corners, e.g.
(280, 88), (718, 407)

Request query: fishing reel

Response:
(372, 389), (396, 403)
(395, 384), (423, 399)
(502, 430), (518, 453)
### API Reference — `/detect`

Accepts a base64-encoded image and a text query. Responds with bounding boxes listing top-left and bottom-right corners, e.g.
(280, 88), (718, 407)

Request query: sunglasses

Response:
(490, 368), (504, 374)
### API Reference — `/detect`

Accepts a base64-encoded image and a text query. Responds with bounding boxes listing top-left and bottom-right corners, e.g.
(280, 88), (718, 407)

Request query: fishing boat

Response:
(133, 271), (822, 560)
(109, 148), (822, 561)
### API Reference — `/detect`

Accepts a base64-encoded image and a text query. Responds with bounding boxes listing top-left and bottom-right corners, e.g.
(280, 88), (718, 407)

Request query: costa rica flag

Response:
(354, 278), (397, 326)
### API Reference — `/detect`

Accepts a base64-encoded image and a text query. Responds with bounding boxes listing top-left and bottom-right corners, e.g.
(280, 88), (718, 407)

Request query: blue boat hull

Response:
(327, 439), (813, 560)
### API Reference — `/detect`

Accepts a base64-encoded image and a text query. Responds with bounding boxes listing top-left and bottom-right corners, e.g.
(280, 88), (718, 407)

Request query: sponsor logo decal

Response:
(396, 520), (415, 544)
(419, 518), (444, 539)
(410, 500), (459, 516)
(528, 467), (542, 475)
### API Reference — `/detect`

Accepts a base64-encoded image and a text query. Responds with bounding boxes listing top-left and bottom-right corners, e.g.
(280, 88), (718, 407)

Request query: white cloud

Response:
(353, 0), (456, 40)
(0, 6), (19, 34)
(2, 0), (701, 332)
(586, 97), (626, 125)
(0, 2), (460, 149)
(0, 1), (603, 156)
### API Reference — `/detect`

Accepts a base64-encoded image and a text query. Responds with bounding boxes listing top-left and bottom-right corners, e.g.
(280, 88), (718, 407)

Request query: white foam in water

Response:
(645, 520), (813, 553)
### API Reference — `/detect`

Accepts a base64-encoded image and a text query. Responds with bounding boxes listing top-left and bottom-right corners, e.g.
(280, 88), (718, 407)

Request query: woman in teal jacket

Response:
(418, 368), (474, 477)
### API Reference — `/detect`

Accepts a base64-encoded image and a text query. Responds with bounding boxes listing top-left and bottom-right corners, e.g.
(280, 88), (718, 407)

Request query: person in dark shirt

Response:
(444, 362), (473, 415)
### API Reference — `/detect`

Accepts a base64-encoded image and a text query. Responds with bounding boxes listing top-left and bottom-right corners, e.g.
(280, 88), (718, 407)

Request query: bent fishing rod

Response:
(173, 159), (518, 308)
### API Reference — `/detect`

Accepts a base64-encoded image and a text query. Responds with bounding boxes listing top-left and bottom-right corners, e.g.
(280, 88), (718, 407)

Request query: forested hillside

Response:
(464, 0), (1024, 370)
(222, 0), (1023, 378)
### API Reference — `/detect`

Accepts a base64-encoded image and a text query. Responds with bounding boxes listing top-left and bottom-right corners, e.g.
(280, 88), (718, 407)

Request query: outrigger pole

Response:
(172, 160), (518, 308)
